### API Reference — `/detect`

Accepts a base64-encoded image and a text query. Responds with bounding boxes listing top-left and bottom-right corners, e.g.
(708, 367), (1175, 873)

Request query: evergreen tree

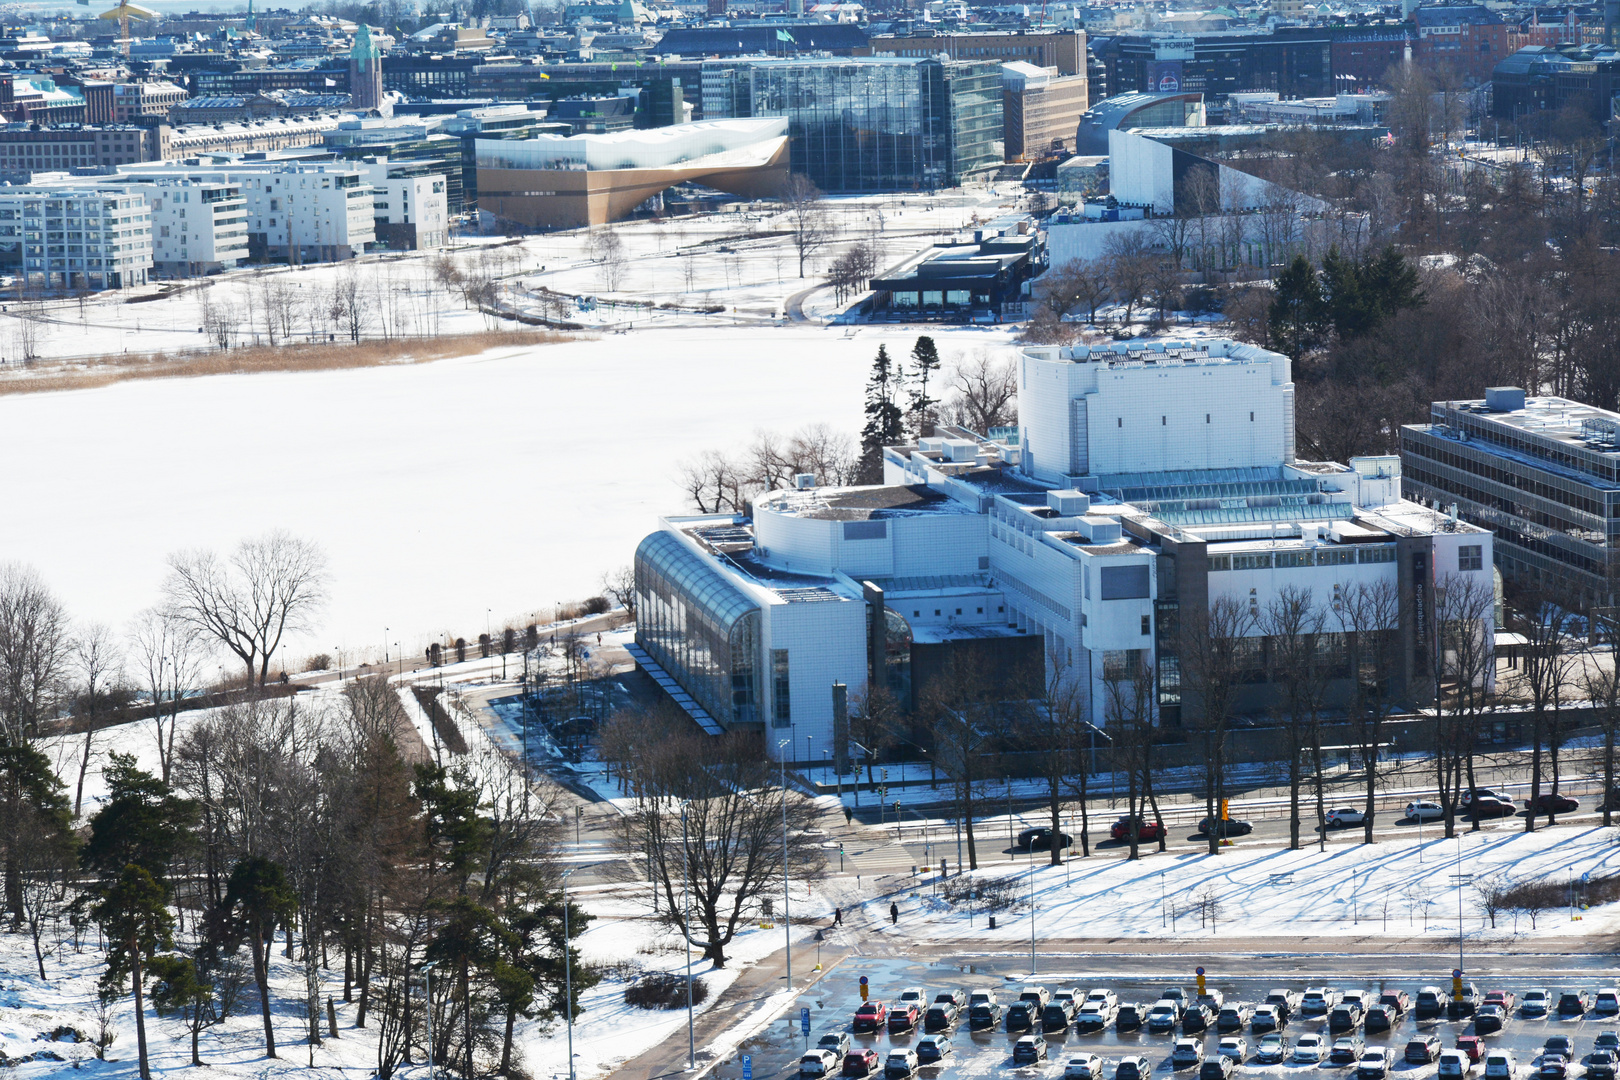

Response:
(80, 753), (197, 892)
(1268, 255), (1326, 361)
(1357, 244), (1425, 328)
(91, 865), (174, 1080)
(425, 895), (512, 1077)
(908, 335), (942, 439)
(859, 344), (905, 482)
(218, 856), (299, 1059)
(0, 742), (71, 926)
(1319, 246), (1370, 340)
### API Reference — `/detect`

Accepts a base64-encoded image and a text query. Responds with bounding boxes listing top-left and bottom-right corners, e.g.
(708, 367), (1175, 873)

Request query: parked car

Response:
(1005, 1002), (1039, 1033)
(1358, 1048), (1395, 1080)
(1409, 1037), (1445, 1064)
(1162, 989), (1190, 1011)
(1598, 1034), (1620, 1055)
(1539, 1056), (1568, 1080)
(1471, 798), (1518, 819)
(1379, 991), (1411, 1016)
(1268, 990), (1303, 1019)
(1217, 1037), (1248, 1063)
(969, 992), (1002, 1030)
(1524, 990), (1552, 1017)
(1183, 1004), (1213, 1035)
(1148, 1002), (1181, 1034)
(1017, 827), (1072, 851)
(1327, 806), (1369, 828)
(1044, 999), (1078, 1033)
(934, 990), (968, 1010)
(1087, 990), (1120, 1011)
(924, 1004), (958, 1032)
(1449, 983), (1482, 1019)
(1111, 817), (1167, 842)
(1457, 1037), (1485, 1064)
(1198, 990), (1227, 1011)
(1416, 986), (1448, 1020)
(1217, 1005), (1252, 1033)
(1295, 1035), (1327, 1064)
(1484, 991), (1516, 1013)
(1303, 988), (1340, 1016)
(1483, 1052), (1516, 1080)
(1528, 793), (1580, 815)
(1116, 1003), (1146, 1032)
(1113, 1056), (1151, 1080)
(1255, 1033), (1291, 1064)
(1365, 1005), (1397, 1033)
(1558, 992), (1591, 1018)
(889, 1003), (921, 1033)
(899, 988), (929, 1009)
(1463, 788), (1509, 807)
(885, 1049), (919, 1079)
(1406, 800), (1446, 822)
(1475, 1003), (1506, 1034)
(820, 1034), (853, 1059)
(1074, 1003), (1112, 1033)
(854, 1002), (888, 1034)
(1597, 990), (1620, 1015)
(1545, 1038), (1574, 1061)
(1590, 1052), (1618, 1080)
(915, 1037), (951, 1066)
(1011, 1038), (1046, 1067)
(1198, 1057), (1235, 1080)
(1330, 1002), (1365, 1032)
(1173, 1039), (1205, 1069)
(1020, 986), (1052, 1010)
(1331, 1037), (1367, 1065)
(1064, 1055), (1103, 1080)
(1197, 817), (1253, 837)
(1252, 1005), (1283, 1032)
(802, 1049), (841, 1077)
(1438, 1050), (1472, 1078)
(843, 1050), (881, 1078)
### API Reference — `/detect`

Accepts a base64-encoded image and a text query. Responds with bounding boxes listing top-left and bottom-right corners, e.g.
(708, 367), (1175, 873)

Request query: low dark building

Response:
(1492, 43), (1620, 124)
(653, 23), (869, 58)
(869, 231), (1040, 322)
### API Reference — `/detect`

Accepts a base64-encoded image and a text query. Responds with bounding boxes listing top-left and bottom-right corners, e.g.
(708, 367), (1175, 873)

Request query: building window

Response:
(772, 648), (790, 726)
(1459, 544), (1483, 571)
(1141, 614), (1151, 635)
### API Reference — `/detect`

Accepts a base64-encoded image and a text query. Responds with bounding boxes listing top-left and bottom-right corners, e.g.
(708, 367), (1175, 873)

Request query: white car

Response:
(1088, 989), (1120, 1010)
(1483, 1052), (1517, 1080)
(1406, 800), (1446, 821)
(1438, 1050), (1472, 1078)
(1341, 991), (1370, 1010)
(886, 1049), (919, 1078)
(899, 987), (928, 1006)
(1303, 987), (1341, 1014)
(1218, 1038), (1248, 1063)
(1065, 1055), (1104, 1080)
(1597, 989), (1620, 1015)
(1327, 806), (1368, 827)
(801, 1049), (839, 1077)
(1524, 990), (1552, 1016)
(1358, 1048), (1394, 1080)
(1295, 1034), (1327, 1063)
(1252, 1005), (1283, 1031)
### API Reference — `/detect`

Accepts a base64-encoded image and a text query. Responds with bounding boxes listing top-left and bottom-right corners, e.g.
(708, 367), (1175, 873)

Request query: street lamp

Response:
(562, 867), (579, 1080)
(1028, 839), (1037, 975)
(420, 960), (439, 1080)
(777, 737), (792, 993)
(681, 803), (695, 1070)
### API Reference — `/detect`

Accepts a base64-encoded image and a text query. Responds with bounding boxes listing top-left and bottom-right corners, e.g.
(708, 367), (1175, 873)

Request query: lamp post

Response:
(681, 803), (695, 1070)
(420, 960), (439, 1080)
(384, 627), (389, 666)
(562, 867), (578, 1080)
(1028, 839), (1037, 975)
(777, 737), (793, 992)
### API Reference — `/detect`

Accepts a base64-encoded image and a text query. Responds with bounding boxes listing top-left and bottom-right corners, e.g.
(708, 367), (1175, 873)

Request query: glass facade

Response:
(702, 58), (1002, 192)
(634, 531), (761, 727)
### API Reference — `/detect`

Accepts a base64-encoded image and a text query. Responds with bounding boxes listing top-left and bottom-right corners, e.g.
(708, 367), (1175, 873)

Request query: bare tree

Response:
(0, 563), (71, 745)
(1102, 656), (1160, 861)
(71, 623), (124, 819)
(1434, 572), (1498, 835)
(779, 174), (831, 278)
(1507, 574), (1583, 833)
(586, 227), (627, 291)
(1262, 587), (1328, 851)
(942, 352), (1018, 434)
(1035, 258), (1111, 325)
(128, 607), (209, 785)
(1182, 596), (1255, 855)
(163, 531), (330, 688)
(1335, 579), (1401, 845)
(1103, 230), (1156, 325)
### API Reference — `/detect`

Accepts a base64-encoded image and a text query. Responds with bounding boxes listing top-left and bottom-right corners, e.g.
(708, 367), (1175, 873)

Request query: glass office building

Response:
(633, 530), (762, 728)
(700, 57), (1002, 192)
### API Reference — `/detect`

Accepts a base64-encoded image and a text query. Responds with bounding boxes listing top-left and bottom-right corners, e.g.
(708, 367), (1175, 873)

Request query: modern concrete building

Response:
(363, 159), (448, 249)
(109, 178), (249, 274)
(634, 338), (1493, 761)
(475, 116), (788, 229)
(870, 30), (1089, 77)
(1001, 61), (1089, 161)
(112, 80), (189, 122)
(0, 188), (152, 290)
(1401, 388), (1620, 600)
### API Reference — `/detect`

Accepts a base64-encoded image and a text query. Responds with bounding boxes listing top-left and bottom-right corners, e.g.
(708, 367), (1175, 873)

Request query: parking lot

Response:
(743, 961), (1620, 1080)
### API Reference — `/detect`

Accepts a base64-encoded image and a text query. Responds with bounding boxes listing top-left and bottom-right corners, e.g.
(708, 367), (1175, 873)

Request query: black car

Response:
(1183, 1005), (1212, 1035)
(1329, 1003), (1363, 1033)
(1557, 992), (1590, 1017)
(1007, 1002), (1039, 1033)
(925, 1005), (957, 1032)
(1017, 827), (1073, 852)
(1196, 817), (1254, 837)
(1364, 1006), (1395, 1034)
(1116, 1004), (1145, 1032)
(1043, 1001), (1076, 1033)
(1471, 798), (1517, 819)
(1474, 1004), (1505, 1034)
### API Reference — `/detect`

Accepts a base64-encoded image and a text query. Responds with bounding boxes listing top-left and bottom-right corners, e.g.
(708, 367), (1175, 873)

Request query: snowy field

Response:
(0, 322), (1014, 658)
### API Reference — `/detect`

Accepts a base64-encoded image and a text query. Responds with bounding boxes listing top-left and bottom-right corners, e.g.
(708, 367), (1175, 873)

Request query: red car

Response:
(1111, 817), (1167, 842)
(1527, 793), (1579, 814)
(887, 1003), (920, 1033)
(853, 1001), (887, 1034)
(1457, 1037), (1484, 1064)
(1484, 991), (1515, 1011)
(843, 1050), (880, 1078)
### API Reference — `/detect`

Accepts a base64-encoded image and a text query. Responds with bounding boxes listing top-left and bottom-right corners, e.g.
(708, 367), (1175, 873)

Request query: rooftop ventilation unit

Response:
(1047, 489), (1091, 516)
(793, 473), (815, 490)
(940, 438), (979, 463)
(1485, 386), (1526, 413)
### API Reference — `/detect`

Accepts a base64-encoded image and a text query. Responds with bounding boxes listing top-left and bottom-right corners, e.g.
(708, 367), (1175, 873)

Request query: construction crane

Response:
(98, 0), (156, 59)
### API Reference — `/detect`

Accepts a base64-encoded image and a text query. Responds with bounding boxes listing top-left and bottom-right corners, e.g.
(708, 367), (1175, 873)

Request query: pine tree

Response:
(91, 865), (174, 1080)
(1320, 246), (1369, 340)
(908, 335), (942, 440)
(1268, 255), (1326, 361)
(1358, 244), (1425, 328)
(859, 344), (905, 483)
(218, 856), (299, 1059)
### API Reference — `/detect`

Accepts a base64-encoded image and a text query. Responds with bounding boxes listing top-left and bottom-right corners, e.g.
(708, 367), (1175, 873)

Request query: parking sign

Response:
(743, 1056), (753, 1080)
(802, 1007), (811, 1035)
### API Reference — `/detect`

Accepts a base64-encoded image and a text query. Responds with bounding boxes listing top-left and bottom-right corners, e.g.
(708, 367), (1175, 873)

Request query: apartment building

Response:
(0, 188), (152, 290)
(101, 178), (249, 274)
(362, 160), (447, 249)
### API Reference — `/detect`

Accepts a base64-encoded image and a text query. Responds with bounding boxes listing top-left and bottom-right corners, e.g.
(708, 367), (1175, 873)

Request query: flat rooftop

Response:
(1442, 395), (1620, 458)
(759, 484), (977, 521)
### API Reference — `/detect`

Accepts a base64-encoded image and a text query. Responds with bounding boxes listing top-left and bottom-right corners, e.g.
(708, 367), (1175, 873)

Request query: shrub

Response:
(581, 596), (611, 616)
(940, 874), (1024, 914)
(305, 653), (333, 672)
(624, 973), (709, 1010)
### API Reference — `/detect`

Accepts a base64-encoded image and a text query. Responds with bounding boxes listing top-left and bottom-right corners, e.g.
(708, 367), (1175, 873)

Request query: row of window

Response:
(1208, 544), (1395, 571)
(1405, 432), (1614, 518)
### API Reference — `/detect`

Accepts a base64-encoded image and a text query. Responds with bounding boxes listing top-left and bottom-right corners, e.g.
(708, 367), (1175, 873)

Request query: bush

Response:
(940, 874), (1024, 914)
(581, 596), (611, 616)
(305, 653), (333, 672)
(624, 972), (709, 1010)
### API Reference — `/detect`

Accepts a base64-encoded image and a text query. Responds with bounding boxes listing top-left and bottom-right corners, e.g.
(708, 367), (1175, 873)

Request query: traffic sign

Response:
(859, 976), (869, 984)
(860, 975), (869, 1001)
(802, 1007), (811, 1035)
(1583, 872), (1592, 884)
(1453, 969), (1463, 978)
(1196, 967), (1205, 976)
(743, 1056), (753, 1080)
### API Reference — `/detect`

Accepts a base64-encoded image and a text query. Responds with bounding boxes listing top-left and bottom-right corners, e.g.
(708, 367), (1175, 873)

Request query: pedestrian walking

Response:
(889, 901), (899, 925)
(834, 906), (843, 926)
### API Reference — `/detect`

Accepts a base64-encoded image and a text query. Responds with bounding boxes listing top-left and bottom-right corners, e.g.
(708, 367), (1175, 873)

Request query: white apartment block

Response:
(118, 161), (375, 261)
(108, 179), (249, 274)
(0, 188), (151, 290)
(363, 161), (447, 250)
(634, 338), (1494, 762)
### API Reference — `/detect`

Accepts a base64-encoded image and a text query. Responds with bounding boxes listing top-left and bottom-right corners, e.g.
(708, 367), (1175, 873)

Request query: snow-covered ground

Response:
(0, 322), (1013, 658)
(891, 825), (1620, 943)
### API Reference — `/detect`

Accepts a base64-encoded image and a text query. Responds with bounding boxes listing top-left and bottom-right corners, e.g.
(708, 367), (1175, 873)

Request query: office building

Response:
(653, 23), (869, 58)
(1093, 28), (1336, 101)
(868, 228), (1039, 320)
(0, 124), (161, 179)
(1413, 5), (1509, 83)
(634, 338), (1492, 760)
(0, 188), (152, 290)
(701, 57), (1002, 192)
(1001, 61), (1088, 161)
(870, 30), (1089, 76)
(1401, 388), (1620, 600)
(1492, 42), (1620, 124)
(0, 74), (87, 124)
(476, 117), (789, 228)
(112, 80), (189, 122)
